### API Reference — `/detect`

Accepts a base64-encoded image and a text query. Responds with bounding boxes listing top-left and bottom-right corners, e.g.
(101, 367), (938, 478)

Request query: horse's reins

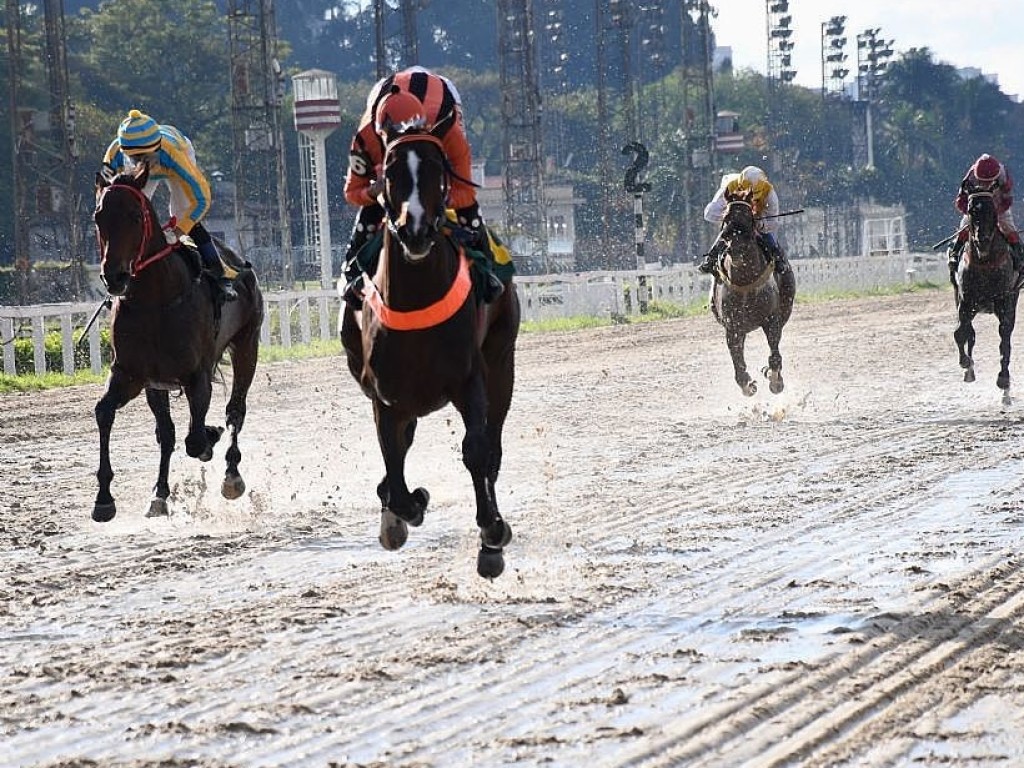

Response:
(97, 183), (175, 277)
(715, 200), (777, 293)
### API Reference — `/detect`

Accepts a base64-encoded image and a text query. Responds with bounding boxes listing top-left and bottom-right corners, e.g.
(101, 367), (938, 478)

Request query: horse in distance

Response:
(709, 187), (796, 396)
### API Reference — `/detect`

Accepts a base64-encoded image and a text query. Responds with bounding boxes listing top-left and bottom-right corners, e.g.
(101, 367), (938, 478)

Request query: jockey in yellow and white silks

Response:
(103, 109), (235, 299)
(697, 165), (791, 276)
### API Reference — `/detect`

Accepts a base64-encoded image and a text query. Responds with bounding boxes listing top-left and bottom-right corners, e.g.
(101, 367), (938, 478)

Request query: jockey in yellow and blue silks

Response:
(697, 165), (791, 277)
(103, 109), (235, 299)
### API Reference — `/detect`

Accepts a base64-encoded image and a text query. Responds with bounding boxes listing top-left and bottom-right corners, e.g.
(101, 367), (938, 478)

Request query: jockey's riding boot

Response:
(483, 271), (505, 303)
(341, 252), (366, 312)
(946, 240), (963, 282)
(340, 230), (373, 311)
(697, 240), (727, 274)
(456, 203), (505, 304)
(761, 235), (790, 275)
(198, 240), (237, 301)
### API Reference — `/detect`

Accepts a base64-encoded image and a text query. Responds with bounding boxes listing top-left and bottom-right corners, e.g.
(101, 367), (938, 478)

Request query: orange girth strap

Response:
(363, 250), (473, 331)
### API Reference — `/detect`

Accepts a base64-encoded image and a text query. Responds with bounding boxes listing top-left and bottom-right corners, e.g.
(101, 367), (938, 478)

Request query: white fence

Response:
(0, 252), (944, 377)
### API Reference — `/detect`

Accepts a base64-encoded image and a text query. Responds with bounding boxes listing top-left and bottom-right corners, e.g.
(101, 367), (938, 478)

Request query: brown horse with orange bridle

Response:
(92, 164), (264, 521)
(340, 131), (520, 578)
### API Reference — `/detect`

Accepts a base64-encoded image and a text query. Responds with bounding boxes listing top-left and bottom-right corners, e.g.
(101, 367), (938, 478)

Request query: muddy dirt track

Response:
(4, 288), (1024, 768)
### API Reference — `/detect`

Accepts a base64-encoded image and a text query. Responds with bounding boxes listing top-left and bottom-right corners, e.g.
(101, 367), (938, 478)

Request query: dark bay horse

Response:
(92, 165), (264, 521)
(340, 131), (521, 578)
(952, 189), (1019, 401)
(710, 188), (796, 396)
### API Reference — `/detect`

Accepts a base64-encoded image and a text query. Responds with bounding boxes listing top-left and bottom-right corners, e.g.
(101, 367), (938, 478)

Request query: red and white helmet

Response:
(375, 91), (428, 138)
(972, 154), (1002, 182)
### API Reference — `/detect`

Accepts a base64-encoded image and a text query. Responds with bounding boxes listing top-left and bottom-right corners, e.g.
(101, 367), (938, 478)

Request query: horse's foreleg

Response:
(726, 327), (755, 396)
(997, 302), (1016, 392)
(92, 371), (141, 522)
(375, 402), (425, 540)
(144, 388), (175, 517)
(954, 306), (977, 382)
(222, 334), (259, 500)
(184, 371), (219, 461)
(763, 317), (785, 395)
(455, 370), (511, 579)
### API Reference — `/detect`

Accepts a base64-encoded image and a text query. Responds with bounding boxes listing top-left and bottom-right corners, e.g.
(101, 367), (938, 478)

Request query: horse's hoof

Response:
(482, 520), (513, 549)
(222, 474), (246, 500)
(964, 368), (976, 383)
(379, 509), (409, 551)
(146, 497), (169, 518)
(206, 425), (224, 445)
(741, 381), (757, 396)
(412, 487), (429, 510)
(92, 502), (116, 523)
(477, 546), (506, 579)
(770, 377), (784, 395)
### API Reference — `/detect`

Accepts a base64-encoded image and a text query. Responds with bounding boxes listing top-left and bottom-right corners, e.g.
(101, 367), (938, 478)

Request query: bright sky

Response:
(712, 1), (1023, 101)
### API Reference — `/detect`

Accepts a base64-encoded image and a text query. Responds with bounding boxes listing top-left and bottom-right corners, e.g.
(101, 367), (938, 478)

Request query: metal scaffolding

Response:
(227, 0), (292, 285)
(497, 0), (548, 273)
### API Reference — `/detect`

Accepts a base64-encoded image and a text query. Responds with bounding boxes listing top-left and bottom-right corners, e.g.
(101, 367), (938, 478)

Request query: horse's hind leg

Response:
(376, 405), (427, 551)
(93, 370), (143, 522)
(144, 389), (175, 517)
(222, 330), (260, 500)
(726, 327), (756, 396)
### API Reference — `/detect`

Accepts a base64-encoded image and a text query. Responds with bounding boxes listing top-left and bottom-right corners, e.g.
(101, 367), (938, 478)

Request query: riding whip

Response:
(76, 296), (112, 350)
(931, 224), (969, 250)
(757, 209), (805, 220)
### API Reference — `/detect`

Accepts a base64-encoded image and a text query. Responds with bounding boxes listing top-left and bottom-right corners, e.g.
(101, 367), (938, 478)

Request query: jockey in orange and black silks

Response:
(697, 165), (791, 277)
(340, 66), (503, 310)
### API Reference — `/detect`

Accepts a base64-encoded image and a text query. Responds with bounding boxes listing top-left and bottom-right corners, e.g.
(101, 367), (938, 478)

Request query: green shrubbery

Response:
(10, 328), (111, 375)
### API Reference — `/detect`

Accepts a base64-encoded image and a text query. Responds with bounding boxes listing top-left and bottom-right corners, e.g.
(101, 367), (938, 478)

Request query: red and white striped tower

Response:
(292, 70), (341, 289)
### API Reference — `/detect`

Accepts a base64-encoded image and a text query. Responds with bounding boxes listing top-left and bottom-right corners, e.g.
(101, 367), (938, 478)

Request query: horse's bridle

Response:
(965, 190), (1004, 265)
(380, 132), (449, 239)
(96, 183), (175, 277)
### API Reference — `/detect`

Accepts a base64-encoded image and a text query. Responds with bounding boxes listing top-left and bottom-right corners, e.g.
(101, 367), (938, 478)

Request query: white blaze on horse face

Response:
(401, 149), (431, 261)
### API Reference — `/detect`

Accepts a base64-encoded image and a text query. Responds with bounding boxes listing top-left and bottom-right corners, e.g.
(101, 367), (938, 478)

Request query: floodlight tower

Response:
(856, 27), (894, 169)
(821, 16), (849, 99)
(293, 70), (341, 290)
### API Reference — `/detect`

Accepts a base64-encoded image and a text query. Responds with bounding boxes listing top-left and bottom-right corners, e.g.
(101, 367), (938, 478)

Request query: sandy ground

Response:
(3, 287), (1024, 768)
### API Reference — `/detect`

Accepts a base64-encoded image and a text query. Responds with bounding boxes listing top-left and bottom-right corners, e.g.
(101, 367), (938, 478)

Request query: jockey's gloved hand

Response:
(455, 203), (486, 246)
